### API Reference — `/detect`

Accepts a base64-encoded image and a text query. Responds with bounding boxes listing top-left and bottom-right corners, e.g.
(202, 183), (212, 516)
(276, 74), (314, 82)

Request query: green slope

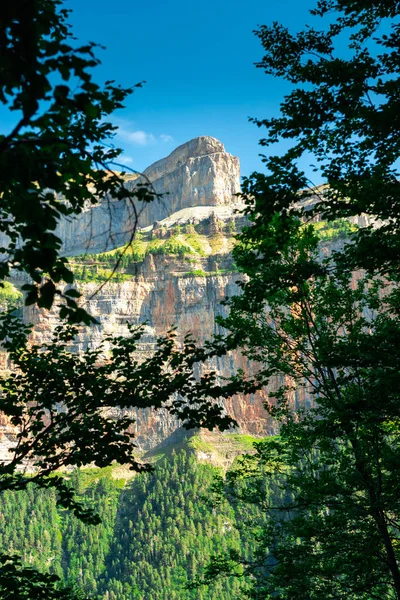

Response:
(0, 444), (264, 599)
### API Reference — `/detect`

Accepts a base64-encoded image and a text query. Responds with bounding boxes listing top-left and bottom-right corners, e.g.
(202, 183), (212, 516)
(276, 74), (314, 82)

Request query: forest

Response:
(0, 440), (283, 599)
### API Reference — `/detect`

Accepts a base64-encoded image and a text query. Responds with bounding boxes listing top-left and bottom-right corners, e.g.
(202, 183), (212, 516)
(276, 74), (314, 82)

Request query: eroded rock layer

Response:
(2, 137), (372, 460)
(58, 136), (240, 256)
(26, 210), (272, 451)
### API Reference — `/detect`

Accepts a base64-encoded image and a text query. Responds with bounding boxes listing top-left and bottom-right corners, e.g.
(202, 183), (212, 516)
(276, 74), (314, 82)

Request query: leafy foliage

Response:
(0, 0), (155, 322)
(0, 555), (88, 600)
(200, 0), (400, 597)
(0, 313), (254, 508)
(218, 222), (400, 597)
(0, 282), (23, 311)
(247, 0), (400, 275)
(310, 217), (358, 242)
(81, 230), (216, 265)
(72, 266), (131, 284)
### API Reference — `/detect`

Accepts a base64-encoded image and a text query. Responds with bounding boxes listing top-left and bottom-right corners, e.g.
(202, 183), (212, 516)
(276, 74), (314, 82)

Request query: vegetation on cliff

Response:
(0, 282), (23, 312)
(67, 211), (358, 286)
(67, 221), (239, 283)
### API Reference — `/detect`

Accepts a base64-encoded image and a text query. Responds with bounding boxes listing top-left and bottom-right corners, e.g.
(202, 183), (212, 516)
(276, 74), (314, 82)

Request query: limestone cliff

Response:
(1, 137), (371, 458)
(0, 137), (270, 457)
(57, 136), (240, 256)
(25, 206), (272, 451)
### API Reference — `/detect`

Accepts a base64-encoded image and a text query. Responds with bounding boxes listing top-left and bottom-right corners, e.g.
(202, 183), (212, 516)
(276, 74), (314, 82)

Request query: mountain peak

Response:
(142, 136), (230, 182)
(58, 136), (240, 255)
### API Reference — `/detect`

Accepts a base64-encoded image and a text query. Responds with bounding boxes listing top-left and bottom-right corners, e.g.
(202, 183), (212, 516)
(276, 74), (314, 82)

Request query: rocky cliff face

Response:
(0, 137), (270, 457)
(132, 136), (240, 223)
(26, 216), (272, 450)
(1, 137), (373, 458)
(58, 136), (240, 256)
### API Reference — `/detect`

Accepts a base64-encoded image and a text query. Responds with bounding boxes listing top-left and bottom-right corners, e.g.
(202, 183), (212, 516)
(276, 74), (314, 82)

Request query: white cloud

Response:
(117, 155), (134, 165)
(117, 128), (156, 146)
(160, 134), (174, 143)
(114, 120), (174, 147)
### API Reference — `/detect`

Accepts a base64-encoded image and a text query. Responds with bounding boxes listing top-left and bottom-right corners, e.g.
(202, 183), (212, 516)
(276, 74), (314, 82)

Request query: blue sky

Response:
(64, 0), (319, 179)
(0, 0), (321, 180)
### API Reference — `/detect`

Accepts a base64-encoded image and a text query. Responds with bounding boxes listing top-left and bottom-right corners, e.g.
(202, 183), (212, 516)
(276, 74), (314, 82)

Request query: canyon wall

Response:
(27, 217), (273, 450)
(0, 137), (271, 455)
(27, 268), (273, 450)
(1, 136), (373, 457)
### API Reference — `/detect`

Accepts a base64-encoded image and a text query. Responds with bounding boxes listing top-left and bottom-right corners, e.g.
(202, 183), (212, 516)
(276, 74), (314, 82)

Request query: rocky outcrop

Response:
(58, 136), (240, 256)
(131, 136), (240, 224)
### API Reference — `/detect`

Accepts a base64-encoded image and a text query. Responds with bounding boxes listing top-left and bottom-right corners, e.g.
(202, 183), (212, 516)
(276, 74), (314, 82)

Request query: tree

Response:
(0, 555), (89, 600)
(0, 1), (257, 597)
(204, 222), (400, 599)
(0, 316), (242, 509)
(197, 0), (400, 598)
(0, 0), (154, 322)
(248, 0), (400, 275)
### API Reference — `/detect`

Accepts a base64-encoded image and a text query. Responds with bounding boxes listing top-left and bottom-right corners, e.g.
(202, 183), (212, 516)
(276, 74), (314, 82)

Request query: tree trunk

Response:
(353, 445), (400, 599)
(372, 506), (400, 600)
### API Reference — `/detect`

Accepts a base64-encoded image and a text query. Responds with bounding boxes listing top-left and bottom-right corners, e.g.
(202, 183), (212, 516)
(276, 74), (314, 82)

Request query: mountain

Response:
(2, 136), (270, 457)
(56, 136), (241, 256)
(0, 136), (368, 457)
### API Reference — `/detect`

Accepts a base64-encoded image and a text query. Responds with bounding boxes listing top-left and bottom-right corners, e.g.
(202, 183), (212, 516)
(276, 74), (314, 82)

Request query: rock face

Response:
(58, 136), (240, 256)
(2, 137), (372, 460)
(26, 220), (272, 451)
(9, 136), (271, 453)
(132, 136), (240, 224)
